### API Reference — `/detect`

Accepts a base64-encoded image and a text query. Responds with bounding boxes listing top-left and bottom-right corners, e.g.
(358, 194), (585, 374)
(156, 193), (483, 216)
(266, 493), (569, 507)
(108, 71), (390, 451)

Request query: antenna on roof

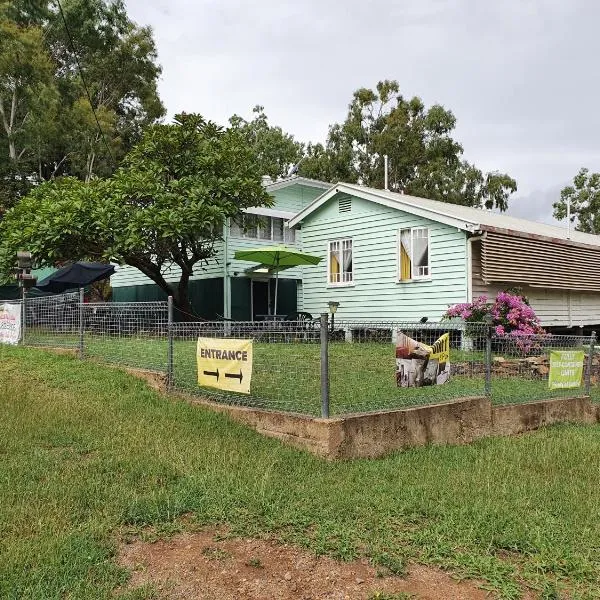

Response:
(384, 155), (389, 190)
(566, 197), (571, 239)
(287, 157), (304, 177)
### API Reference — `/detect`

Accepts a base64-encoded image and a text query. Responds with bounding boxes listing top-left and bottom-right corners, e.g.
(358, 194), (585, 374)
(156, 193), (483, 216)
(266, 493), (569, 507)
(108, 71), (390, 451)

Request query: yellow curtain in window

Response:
(330, 253), (340, 281)
(400, 244), (411, 280)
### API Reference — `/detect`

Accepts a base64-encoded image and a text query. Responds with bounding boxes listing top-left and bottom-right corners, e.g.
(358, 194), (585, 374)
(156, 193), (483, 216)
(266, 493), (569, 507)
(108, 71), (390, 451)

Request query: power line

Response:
(54, 0), (116, 167)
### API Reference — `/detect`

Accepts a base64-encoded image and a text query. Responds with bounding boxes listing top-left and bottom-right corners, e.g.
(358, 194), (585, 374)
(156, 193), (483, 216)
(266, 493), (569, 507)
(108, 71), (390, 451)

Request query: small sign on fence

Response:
(548, 350), (584, 390)
(197, 337), (253, 394)
(396, 331), (450, 388)
(0, 303), (21, 345)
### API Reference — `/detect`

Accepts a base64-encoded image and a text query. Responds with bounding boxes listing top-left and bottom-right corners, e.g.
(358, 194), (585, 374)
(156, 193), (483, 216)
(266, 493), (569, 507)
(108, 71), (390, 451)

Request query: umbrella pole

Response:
(274, 270), (279, 316)
(273, 255), (279, 316)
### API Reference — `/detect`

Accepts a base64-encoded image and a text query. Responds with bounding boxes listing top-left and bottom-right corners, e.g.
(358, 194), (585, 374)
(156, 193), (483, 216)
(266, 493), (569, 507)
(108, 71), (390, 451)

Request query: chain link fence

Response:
(6, 293), (596, 417)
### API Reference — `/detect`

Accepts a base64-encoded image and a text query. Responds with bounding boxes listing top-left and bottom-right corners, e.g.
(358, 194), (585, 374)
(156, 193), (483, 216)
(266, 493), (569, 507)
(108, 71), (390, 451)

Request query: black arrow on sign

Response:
(203, 369), (219, 380)
(225, 370), (243, 383)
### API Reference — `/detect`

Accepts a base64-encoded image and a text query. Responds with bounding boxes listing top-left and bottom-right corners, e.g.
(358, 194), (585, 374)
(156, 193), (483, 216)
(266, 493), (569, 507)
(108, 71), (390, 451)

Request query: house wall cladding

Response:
(110, 182), (324, 294)
(113, 278), (224, 320)
(299, 195), (469, 321)
(471, 240), (600, 327)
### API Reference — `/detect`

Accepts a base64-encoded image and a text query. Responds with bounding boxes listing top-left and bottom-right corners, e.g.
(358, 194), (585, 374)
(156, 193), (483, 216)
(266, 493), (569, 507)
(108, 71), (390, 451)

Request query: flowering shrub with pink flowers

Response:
(445, 291), (546, 353)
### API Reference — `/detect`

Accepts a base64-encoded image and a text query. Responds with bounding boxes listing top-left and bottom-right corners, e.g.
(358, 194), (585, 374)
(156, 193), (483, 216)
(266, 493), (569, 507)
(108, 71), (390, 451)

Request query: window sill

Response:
(327, 282), (355, 288)
(397, 278), (432, 284)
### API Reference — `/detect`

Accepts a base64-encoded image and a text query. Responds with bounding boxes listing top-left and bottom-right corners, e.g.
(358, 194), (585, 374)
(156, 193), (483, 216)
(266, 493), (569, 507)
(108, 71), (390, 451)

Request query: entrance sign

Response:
(0, 303), (21, 345)
(396, 331), (450, 388)
(548, 350), (584, 390)
(197, 337), (253, 394)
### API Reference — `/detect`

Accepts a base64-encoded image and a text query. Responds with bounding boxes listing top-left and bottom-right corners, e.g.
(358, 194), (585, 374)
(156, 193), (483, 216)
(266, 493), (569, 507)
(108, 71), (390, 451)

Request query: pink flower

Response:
(495, 325), (505, 335)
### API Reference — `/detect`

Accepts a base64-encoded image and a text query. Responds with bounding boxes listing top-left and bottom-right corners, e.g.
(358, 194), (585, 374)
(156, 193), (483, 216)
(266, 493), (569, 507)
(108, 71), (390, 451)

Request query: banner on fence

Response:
(197, 337), (253, 394)
(396, 331), (450, 388)
(0, 303), (21, 345)
(548, 350), (584, 390)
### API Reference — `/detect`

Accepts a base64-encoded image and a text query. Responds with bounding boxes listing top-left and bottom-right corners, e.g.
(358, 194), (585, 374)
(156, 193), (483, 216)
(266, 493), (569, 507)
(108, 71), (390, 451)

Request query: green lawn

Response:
(1, 346), (600, 598)
(25, 331), (591, 415)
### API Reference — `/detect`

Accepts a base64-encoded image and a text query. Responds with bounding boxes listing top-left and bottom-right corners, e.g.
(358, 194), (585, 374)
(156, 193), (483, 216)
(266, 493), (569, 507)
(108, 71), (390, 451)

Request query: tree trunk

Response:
(172, 269), (194, 320)
(125, 258), (196, 320)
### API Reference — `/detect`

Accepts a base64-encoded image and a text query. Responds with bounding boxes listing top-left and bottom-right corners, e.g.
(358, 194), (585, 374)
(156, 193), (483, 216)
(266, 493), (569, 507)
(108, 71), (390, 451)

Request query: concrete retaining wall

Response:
(106, 366), (600, 460)
(183, 392), (600, 460)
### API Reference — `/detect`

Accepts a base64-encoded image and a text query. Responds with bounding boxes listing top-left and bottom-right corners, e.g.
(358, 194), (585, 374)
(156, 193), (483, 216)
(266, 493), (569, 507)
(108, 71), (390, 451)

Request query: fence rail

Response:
(3, 293), (596, 417)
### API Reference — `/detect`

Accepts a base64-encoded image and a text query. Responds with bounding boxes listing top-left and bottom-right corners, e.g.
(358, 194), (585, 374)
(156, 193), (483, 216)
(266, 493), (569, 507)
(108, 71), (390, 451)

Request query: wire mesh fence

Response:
(8, 294), (596, 417)
(328, 320), (488, 414)
(489, 332), (594, 405)
(170, 319), (322, 414)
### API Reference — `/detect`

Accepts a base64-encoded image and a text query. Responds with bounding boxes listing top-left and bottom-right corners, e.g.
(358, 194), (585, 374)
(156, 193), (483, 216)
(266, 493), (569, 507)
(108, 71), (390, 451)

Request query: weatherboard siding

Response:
(471, 240), (600, 327)
(111, 183), (319, 289)
(268, 184), (326, 213)
(298, 196), (469, 322)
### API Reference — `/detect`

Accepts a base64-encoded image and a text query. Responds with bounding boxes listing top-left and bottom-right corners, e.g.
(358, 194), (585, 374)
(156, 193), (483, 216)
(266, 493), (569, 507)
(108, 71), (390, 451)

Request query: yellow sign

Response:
(548, 350), (584, 390)
(197, 337), (253, 394)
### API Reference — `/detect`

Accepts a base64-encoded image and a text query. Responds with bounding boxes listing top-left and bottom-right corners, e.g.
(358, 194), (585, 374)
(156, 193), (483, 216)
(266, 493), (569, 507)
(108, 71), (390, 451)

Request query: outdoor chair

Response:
(284, 311), (319, 342)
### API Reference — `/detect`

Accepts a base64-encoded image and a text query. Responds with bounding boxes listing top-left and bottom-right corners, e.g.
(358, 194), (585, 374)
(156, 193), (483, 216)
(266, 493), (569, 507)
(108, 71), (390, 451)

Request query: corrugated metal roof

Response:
(340, 183), (600, 247)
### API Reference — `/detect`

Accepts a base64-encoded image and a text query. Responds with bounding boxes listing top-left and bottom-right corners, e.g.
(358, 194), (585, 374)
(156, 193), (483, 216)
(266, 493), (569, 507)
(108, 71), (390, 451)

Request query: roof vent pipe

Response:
(384, 155), (389, 190)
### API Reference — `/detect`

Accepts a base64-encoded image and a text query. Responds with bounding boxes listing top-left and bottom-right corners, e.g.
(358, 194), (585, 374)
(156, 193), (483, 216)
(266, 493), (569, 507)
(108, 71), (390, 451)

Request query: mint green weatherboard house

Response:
(288, 183), (600, 330)
(110, 177), (330, 320)
(112, 176), (600, 328)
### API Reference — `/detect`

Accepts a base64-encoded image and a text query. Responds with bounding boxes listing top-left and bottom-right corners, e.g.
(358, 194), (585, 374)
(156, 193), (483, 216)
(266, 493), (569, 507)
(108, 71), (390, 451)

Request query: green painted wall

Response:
(299, 194), (468, 322)
(112, 278), (224, 320)
(268, 183), (326, 213)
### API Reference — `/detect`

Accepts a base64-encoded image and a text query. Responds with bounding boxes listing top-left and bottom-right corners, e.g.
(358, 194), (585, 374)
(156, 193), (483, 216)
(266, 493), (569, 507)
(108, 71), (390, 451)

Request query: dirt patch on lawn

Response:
(118, 527), (500, 599)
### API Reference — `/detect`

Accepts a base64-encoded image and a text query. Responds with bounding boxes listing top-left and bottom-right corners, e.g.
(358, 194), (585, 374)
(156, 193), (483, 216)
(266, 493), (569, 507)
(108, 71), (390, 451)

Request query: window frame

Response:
(327, 238), (354, 287)
(398, 227), (431, 282)
(230, 214), (293, 243)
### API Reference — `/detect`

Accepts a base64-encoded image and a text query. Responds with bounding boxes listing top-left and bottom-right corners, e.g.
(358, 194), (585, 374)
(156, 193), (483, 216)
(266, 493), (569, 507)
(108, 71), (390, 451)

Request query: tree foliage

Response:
(300, 80), (517, 210)
(0, 114), (270, 314)
(553, 168), (600, 234)
(229, 105), (303, 180)
(0, 0), (164, 212)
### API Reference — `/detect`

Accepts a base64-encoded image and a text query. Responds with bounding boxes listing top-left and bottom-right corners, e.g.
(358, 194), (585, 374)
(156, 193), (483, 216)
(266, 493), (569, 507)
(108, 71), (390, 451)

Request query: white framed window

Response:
(328, 238), (353, 285)
(399, 227), (430, 281)
(230, 215), (294, 243)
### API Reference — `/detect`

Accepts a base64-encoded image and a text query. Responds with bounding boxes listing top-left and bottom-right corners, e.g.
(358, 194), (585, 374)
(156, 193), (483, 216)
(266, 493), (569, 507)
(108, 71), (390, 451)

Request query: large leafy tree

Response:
(300, 80), (517, 210)
(229, 105), (304, 179)
(0, 0), (164, 212)
(0, 114), (270, 314)
(553, 168), (600, 234)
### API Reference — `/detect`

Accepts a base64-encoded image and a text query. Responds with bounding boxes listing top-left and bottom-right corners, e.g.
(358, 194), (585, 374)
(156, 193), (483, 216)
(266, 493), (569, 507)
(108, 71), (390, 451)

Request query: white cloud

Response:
(125, 0), (600, 220)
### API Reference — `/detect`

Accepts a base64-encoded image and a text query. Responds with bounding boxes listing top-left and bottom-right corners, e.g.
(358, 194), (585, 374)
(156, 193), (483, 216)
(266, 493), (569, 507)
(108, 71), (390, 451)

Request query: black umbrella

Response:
(35, 262), (115, 294)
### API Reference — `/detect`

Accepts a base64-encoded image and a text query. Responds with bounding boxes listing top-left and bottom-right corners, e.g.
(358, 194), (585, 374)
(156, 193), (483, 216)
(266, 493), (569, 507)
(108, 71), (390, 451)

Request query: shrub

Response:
(445, 291), (546, 353)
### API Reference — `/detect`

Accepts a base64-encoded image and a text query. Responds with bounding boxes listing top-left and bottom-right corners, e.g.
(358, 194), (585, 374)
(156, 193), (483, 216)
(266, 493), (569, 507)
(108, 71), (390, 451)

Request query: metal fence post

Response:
(484, 325), (493, 396)
(167, 296), (174, 390)
(585, 331), (596, 396)
(78, 287), (85, 359)
(320, 312), (330, 418)
(20, 288), (26, 345)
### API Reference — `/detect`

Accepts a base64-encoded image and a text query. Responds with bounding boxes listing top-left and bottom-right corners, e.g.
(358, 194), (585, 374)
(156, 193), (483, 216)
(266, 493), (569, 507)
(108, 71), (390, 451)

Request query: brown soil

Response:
(118, 527), (501, 600)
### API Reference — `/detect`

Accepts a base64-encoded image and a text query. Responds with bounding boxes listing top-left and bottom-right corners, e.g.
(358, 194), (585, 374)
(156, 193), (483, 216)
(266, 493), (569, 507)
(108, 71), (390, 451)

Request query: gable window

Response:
(399, 227), (430, 280)
(329, 238), (353, 285)
(230, 215), (294, 243)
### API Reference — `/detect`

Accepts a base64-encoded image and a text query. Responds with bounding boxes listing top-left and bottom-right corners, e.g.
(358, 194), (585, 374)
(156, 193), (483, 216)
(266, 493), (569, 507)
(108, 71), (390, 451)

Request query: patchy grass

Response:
(1, 346), (600, 598)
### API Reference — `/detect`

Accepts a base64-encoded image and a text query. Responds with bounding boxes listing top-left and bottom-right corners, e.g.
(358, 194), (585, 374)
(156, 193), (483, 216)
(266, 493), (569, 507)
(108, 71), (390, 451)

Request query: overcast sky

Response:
(125, 0), (600, 226)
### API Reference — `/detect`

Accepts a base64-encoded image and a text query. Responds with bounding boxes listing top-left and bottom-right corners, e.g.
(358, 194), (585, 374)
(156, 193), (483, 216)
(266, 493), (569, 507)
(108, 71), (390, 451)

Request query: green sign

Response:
(548, 351), (584, 390)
